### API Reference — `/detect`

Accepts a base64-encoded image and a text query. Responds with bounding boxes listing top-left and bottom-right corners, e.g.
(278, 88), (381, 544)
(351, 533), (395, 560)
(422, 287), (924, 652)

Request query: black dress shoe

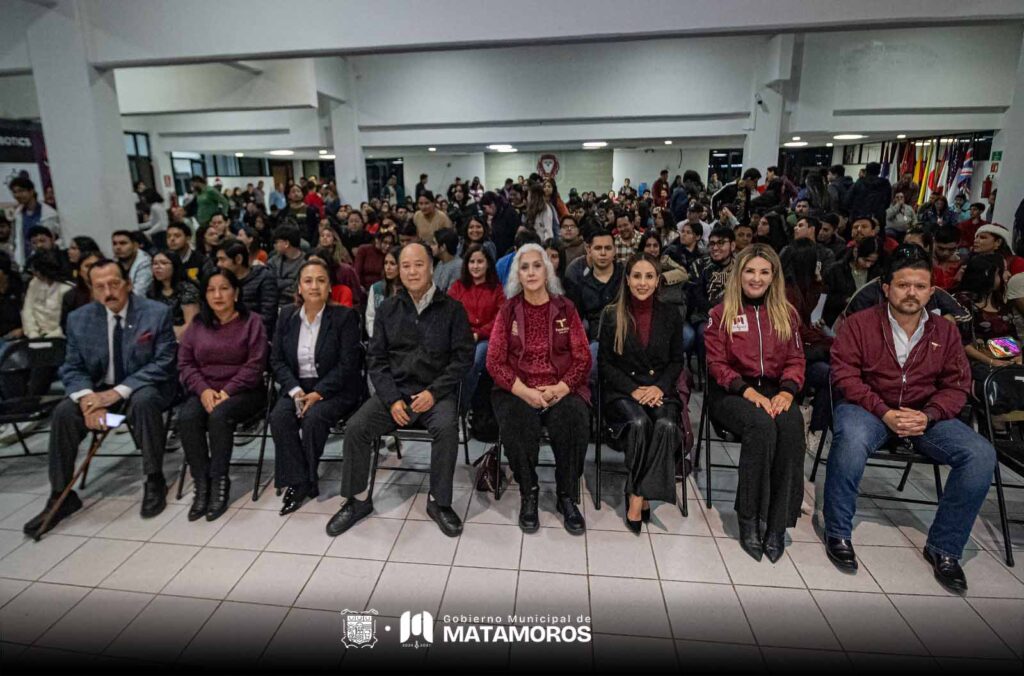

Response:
(326, 498), (374, 536)
(738, 516), (763, 562)
(763, 530), (786, 563)
(23, 491), (83, 536)
(558, 495), (586, 535)
(825, 537), (858, 571)
(280, 486), (312, 516)
(205, 475), (231, 522)
(427, 500), (463, 537)
(188, 478), (210, 522)
(923, 548), (968, 593)
(519, 488), (539, 533)
(141, 475), (167, 519)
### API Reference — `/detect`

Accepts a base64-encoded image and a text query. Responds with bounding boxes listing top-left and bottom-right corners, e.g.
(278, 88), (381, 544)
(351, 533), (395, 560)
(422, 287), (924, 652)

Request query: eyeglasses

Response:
(708, 240), (729, 248)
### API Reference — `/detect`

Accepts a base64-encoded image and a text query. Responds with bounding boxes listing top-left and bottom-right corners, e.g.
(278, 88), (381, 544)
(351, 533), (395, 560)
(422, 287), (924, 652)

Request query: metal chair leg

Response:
(461, 413), (470, 465)
(252, 416), (271, 501)
(12, 423), (32, 456)
(175, 458), (188, 501)
(368, 436), (381, 499)
(992, 462), (1015, 567)
(896, 461), (914, 492)
(494, 436), (504, 501)
(703, 398), (713, 509)
(932, 464), (943, 500)
(809, 428), (828, 482)
(594, 429), (602, 511)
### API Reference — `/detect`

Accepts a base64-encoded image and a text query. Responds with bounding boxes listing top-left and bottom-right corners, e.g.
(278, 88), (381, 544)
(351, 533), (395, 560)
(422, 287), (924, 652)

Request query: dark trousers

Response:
(605, 397), (680, 504)
(340, 395), (459, 506)
(492, 389), (590, 497)
(710, 383), (806, 531)
(48, 385), (171, 491)
(270, 378), (357, 489)
(178, 389), (266, 480)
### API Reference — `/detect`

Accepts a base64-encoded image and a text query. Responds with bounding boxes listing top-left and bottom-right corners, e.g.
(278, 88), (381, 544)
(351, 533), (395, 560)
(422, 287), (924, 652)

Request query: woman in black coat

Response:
(269, 259), (363, 515)
(598, 253), (685, 532)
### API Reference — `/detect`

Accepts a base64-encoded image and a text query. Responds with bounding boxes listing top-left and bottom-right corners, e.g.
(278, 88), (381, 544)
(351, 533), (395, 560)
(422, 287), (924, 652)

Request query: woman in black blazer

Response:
(269, 259), (363, 515)
(598, 253), (685, 533)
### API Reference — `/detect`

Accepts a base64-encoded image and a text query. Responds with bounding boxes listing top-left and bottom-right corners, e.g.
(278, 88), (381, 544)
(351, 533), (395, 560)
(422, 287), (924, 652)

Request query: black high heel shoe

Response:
(624, 492), (642, 535)
(641, 500), (651, 523)
(738, 516), (764, 561)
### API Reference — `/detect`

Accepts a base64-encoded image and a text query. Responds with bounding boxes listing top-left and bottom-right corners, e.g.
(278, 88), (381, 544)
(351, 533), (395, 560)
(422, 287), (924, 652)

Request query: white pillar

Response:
(26, 1), (135, 249)
(329, 60), (366, 205)
(743, 34), (793, 175)
(992, 32), (1024, 230)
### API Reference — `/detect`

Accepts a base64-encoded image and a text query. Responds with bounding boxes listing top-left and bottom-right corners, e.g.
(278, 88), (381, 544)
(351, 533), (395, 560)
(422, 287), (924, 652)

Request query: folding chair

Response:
(807, 379), (945, 508)
(0, 338), (66, 457)
(362, 383), (469, 499)
(695, 375), (743, 508)
(593, 372), (690, 516)
(978, 366), (1024, 567)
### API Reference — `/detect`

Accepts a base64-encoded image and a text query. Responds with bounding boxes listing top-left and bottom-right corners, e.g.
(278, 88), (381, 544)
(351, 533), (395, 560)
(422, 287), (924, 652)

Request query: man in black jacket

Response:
(565, 229), (622, 385)
(328, 242), (474, 538)
(686, 225), (735, 356)
(215, 241), (279, 335)
(846, 161), (892, 227)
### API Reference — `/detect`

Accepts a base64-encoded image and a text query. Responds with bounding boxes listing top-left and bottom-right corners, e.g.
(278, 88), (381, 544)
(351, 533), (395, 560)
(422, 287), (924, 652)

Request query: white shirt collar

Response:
(300, 304), (326, 329)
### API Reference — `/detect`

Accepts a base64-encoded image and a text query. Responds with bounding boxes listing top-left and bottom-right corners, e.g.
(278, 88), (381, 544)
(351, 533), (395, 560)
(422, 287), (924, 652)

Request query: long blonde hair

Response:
(718, 243), (793, 342)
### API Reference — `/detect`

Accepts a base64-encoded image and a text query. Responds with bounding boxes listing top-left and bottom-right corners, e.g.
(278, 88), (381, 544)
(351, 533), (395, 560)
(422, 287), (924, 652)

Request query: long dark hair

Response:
(195, 269), (248, 326)
(958, 253), (1005, 307)
(72, 236), (101, 258)
(148, 249), (185, 298)
(459, 243), (499, 288)
(610, 253), (662, 355)
(786, 239), (819, 293)
(384, 245), (403, 298)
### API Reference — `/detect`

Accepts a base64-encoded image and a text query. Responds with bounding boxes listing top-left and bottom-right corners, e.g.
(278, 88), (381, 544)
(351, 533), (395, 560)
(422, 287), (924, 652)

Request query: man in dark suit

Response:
(326, 242), (473, 538)
(23, 259), (178, 537)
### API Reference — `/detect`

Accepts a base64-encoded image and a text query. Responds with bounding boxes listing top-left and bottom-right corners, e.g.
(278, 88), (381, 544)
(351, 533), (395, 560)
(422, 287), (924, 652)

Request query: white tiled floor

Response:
(1, 397), (1023, 673)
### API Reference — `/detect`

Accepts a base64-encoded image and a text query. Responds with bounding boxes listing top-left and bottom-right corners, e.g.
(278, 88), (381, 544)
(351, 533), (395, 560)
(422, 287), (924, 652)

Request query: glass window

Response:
(172, 158), (194, 175)
(135, 133), (149, 157)
(123, 134), (137, 157)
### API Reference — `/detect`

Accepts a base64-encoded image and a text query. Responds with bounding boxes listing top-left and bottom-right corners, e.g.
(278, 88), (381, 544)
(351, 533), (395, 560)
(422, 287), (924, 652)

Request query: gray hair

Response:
(504, 243), (564, 299)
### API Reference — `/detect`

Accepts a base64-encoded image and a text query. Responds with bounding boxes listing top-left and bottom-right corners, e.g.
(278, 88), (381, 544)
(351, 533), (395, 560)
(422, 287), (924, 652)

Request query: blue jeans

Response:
(823, 402), (996, 559)
(682, 322), (695, 355)
(462, 340), (489, 408)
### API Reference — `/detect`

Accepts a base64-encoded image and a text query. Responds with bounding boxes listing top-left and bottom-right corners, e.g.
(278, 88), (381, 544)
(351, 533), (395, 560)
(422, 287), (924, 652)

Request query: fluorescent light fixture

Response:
(582, 141), (607, 148)
(318, 149), (328, 155)
(896, 134), (907, 139)
(833, 134), (866, 140)
(712, 152), (727, 158)
(783, 141), (808, 147)
(487, 144), (513, 150)
(234, 152), (244, 157)
(321, 154), (336, 160)
(915, 142), (924, 146)
(663, 140), (673, 145)
(391, 159), (404, 165)
(791, 136), (801, 141)
(268, 149), (294, 156)
(496, 147), (518, 153)
(428, 147), (437, 152)
(826, 142), (834, 147)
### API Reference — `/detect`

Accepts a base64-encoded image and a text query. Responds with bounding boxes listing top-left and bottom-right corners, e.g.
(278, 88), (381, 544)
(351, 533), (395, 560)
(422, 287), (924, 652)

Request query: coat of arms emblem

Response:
(340, 608), (379, 648)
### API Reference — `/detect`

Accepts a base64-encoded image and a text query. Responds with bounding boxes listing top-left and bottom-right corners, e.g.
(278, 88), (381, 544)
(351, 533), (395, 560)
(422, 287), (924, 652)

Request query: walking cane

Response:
(32, 430), (110, 541)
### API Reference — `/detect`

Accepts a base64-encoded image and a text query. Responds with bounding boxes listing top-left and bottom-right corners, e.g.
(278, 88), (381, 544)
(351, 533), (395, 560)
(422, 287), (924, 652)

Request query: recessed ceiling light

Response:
(791, 136), (801, 141)
(663, 140), (673, 145)
(896, 134), (907, 139)
(783, 141), (808, 147)
(487, 144), (513, 150)
(826, 142), (834, 147)
(234, 152), (244, 157)
(268, 149), (294, 156)
(391, 159), (404, 165)
(582, 141), (607, 148)
(428, 147), (437, 152)
(833, 134), (866, 140)
(712, 152), (727, 158)
(321, 154), (336, 160)
(318, 149), (328, 155)
(496, 147), (518, 153)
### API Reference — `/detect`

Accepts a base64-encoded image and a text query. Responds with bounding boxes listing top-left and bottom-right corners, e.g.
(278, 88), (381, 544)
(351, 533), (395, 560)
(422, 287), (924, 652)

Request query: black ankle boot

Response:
(738, 516), (763, 561)
(763, 530), (786, 563)
(206, 476), (231, 522)
(188, 477), (210, 521)
(519, 487), (539, 533)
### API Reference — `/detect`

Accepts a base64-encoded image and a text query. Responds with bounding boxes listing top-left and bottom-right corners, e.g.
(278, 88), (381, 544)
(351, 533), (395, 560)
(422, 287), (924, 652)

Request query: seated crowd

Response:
(1, 164), (1021, 595)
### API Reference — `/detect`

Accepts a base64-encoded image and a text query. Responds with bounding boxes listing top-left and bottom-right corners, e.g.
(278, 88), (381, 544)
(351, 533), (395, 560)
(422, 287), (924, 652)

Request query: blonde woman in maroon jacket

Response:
(705, 244), (806, 563)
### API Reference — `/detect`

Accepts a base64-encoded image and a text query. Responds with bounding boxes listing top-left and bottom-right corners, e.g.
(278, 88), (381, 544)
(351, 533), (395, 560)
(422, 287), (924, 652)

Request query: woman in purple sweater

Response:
(178, 269), (268, 521)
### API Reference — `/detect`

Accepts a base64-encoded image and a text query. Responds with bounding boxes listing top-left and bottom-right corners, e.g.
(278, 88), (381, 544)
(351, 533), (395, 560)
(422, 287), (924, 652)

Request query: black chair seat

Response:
(0, 395), (63, 421)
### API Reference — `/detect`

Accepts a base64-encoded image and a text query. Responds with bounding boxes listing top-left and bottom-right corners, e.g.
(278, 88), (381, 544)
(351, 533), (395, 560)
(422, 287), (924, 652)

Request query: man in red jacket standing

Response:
(823, 252), (995, 593)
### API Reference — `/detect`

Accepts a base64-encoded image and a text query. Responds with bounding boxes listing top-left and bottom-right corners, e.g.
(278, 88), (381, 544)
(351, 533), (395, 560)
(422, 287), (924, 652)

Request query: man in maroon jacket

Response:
(824, 253), (995, 593)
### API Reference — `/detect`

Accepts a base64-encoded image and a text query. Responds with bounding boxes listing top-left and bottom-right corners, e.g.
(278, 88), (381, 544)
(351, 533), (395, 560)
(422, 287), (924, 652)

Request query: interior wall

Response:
(400, 153), (486, 199)
(484, 150), (613, 195)
(612, 148), (713, 191)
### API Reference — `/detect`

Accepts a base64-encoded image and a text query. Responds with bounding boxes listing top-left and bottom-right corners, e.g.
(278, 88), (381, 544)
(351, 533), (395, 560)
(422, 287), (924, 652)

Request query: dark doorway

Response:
(365, 158), (405, 202)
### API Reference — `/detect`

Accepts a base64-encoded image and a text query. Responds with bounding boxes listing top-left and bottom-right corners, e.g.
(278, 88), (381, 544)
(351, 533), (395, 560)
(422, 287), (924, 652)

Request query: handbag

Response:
(472, 445), (508, 494)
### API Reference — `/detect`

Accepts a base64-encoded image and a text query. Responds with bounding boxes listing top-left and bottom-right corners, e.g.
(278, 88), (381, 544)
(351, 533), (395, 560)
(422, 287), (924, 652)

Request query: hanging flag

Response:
(929, 143), (948, 194)
(900, 142), (915, 178)
(955, 148), (974, 194)
(880, 141), (891, 179)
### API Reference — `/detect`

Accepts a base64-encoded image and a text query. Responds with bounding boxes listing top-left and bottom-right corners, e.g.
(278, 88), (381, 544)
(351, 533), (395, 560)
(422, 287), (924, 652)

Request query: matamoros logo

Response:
(400, 610), (591, 648)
